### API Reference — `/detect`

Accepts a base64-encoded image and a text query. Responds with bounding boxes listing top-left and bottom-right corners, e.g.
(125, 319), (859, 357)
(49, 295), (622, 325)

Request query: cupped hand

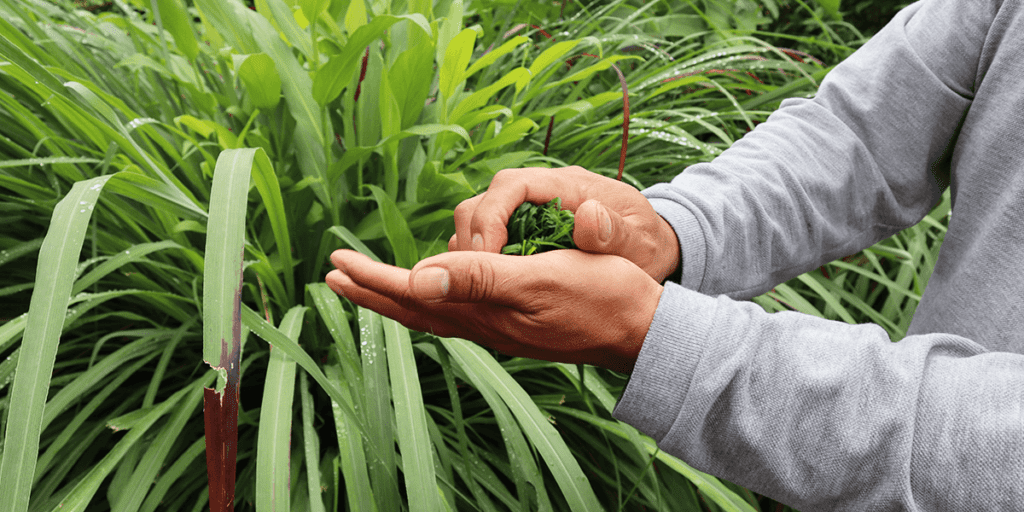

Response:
(449, 166), (681, 283)
(325, 248), (663, 373)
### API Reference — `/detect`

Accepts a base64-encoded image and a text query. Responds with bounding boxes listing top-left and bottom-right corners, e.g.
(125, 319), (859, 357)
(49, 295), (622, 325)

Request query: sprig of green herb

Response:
(501, 198), (577, 255)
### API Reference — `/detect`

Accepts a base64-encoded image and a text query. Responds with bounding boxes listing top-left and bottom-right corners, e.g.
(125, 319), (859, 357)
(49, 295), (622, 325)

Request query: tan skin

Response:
(326, 166), (682, 373)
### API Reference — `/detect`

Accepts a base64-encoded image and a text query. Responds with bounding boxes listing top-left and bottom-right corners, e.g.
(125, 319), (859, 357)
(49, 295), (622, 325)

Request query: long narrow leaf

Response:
(382, 317), (441, 511)
(0, 174), (113, 512)
(441, 337), (602, 511)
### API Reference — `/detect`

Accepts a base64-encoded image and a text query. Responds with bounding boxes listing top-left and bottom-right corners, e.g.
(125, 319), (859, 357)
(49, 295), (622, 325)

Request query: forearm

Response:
(643, 0), (988, 299)
(614, 282), (1024, 511)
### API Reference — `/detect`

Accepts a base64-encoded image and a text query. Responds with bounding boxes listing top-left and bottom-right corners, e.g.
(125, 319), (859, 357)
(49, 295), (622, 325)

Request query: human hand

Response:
(325, 248), (663, 373)
(449, 166), (681, 283)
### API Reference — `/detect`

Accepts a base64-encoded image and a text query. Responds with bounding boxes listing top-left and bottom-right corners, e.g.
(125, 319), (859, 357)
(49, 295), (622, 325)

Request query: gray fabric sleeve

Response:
(640, 0), (985, 300)
(614, 282), (1024, 511)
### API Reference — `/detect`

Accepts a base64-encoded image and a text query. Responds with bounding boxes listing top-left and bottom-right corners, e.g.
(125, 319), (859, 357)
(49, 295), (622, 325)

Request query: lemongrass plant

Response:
(0, 0), (939, 510)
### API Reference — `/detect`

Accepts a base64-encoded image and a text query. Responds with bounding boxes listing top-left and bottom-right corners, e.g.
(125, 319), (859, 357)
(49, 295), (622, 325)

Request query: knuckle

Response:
(453, 200), (473, 219)
(468, 258), (496, 303)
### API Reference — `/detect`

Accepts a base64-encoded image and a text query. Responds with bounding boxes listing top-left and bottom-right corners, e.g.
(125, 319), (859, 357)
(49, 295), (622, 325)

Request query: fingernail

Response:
(472, 233), (484, 252)
(598, 205), (612, 243)
(413, 267), (449, 302)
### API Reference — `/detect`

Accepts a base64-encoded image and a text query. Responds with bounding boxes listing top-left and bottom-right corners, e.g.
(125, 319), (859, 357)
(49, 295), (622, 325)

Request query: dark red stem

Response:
(354, 46), (370, 102)
(543, 116), (555, 155)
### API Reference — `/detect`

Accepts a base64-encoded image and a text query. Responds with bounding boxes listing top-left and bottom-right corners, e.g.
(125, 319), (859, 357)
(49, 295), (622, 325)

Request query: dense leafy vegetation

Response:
(501, 198), (577, 256)
(0, 0), (944, 510)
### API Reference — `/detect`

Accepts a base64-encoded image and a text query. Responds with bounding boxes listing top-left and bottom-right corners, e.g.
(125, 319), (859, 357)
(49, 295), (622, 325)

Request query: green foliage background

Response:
(0, 0), (942, 510)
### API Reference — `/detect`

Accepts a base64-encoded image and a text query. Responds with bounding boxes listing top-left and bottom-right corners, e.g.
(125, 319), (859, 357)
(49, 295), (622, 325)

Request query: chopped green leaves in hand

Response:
(501, 197), (577, 255)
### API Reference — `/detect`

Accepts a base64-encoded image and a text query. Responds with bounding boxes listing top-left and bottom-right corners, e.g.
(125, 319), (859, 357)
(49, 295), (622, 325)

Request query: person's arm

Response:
(644, 0), (989, 299)
(614, 282), (1024, 510)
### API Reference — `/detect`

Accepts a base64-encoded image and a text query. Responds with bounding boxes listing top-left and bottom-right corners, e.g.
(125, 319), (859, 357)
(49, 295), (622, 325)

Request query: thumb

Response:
(574, 199), (628, 256)
(408, 252), (523, 306)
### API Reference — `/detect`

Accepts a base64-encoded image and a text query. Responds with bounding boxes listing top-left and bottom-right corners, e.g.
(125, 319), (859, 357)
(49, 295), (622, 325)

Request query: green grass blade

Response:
(323, 365), (377, 512)
(110, 373), (206, 512)
(364, 184), (418, 269)
(382, 318), (441, 511)
(552, 407), (759, 512)
(0, 174), (113, 512)
(299, 372), (327, 512)
(440, 337), (601, 511)
(203, 148), (255, 372)
(138, 438), (207, 512)
(249, 149), (294, 302)
(257, 306), (306, 512)
(51, 375), (215, 512)
(71, 241), (184, 295)
(359, 307), (401, 512)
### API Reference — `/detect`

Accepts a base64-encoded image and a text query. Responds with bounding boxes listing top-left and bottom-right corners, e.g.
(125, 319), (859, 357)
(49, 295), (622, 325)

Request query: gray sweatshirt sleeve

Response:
(615, 283), (1024, 511)
(613, 0), (1024, 509)
(639, 0), (982, 300)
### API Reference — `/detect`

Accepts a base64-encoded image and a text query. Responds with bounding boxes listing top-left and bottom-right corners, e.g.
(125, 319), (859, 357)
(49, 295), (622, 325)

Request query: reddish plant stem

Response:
(204, 268), (243, 512)
(543, 116), (555, 155)
(354, 46), (370, 102)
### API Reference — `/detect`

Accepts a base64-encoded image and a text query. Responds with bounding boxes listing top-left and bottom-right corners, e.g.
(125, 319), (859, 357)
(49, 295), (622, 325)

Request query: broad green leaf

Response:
(439, 28), (477, 101)
(464, 36), (528, 81)
(449, 67), (529, 125)
(383, 318), (441, 511)
(313, 14), (431, 105)
(451, 118), (538, 170)
(202, 149), (250, 372)
(434, 0), (463, 70)
(528, 40), (580, 77)
(816, 0), (842, 21)
(388, 42), (434, 129)
(364, 184), (418, 269)
(345, 0), (367, 34)
(298, 0), (329, 28)
(156, 0), (199, 60)
(257, 307), (306, 512)
(191, 0), (259, 54)
(246, 7), (332, 208)
(0, 174), (113, 512)
(238, 53), (282, 109)
(173, 114), (238, 150)
(255, 0), (314, 59)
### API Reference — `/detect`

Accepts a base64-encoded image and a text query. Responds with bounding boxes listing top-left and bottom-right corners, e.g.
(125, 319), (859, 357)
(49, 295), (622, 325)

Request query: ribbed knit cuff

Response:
(644, 194), (706, 292)
(612, 281), (721, 442)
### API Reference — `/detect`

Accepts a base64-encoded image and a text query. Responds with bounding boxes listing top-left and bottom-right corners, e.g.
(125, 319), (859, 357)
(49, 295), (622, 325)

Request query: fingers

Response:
(409, 251), (528, 307)
(327, 250), (465, 336)
(454, 167), (592, 253)
(574, 199), (629, 256)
